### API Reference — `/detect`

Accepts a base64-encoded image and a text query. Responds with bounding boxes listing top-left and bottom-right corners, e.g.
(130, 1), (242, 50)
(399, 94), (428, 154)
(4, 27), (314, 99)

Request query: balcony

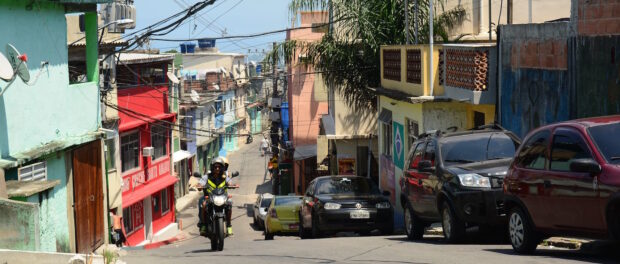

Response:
(379, 43), (497, 105)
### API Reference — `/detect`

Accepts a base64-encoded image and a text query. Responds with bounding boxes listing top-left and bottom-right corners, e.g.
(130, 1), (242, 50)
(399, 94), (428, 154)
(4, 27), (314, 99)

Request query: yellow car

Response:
(264, 195), (302, 240)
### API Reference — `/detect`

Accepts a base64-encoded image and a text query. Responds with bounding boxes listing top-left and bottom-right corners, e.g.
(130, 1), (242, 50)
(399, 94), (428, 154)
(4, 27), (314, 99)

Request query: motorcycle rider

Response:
(198, 157), (236, 236)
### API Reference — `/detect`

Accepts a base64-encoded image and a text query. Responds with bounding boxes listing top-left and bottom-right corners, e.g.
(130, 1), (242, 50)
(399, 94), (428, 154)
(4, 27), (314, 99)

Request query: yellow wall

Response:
(380, 45), (444, 97)
(465, 104), (496, 129)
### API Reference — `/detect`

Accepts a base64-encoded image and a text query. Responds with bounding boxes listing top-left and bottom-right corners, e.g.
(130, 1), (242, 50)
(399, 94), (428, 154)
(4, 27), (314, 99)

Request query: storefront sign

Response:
(393, 121), (405, 170)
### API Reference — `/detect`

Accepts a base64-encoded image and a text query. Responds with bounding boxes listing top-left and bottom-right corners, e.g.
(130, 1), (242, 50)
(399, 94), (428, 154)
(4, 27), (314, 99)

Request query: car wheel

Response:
(441, 201), (465, 243)
(311, 213), (322, 239)
(508, 207), (540, 254)
(404, 204), (424, 240)
(359, 230), (372, 236)
(299, 214), (311, 239)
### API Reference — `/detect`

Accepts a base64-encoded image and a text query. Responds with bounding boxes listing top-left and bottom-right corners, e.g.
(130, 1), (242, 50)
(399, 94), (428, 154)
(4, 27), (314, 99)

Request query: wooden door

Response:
(73, 140), (104, 253)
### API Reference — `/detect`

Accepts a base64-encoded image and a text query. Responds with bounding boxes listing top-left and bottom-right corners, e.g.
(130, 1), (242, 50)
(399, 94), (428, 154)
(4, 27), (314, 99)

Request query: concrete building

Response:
(115, 53), (179, 246)
(286, 11), (330, 194)
(498, 0), (620, 137)
(0, 0), (110, 253)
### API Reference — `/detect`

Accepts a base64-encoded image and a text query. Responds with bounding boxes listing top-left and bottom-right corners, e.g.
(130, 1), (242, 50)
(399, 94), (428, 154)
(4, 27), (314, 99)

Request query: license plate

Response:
(288, 224), (299, 230)
(350, 210), (370, 219)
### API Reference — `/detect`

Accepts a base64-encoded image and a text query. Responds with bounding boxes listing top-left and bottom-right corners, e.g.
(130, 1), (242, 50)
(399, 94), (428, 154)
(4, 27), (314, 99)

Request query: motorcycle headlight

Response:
(375, 202), (391, 209)
(213, 195), (227, 206)
(324, 202), (341, 210)
(457, 173), (491, 188)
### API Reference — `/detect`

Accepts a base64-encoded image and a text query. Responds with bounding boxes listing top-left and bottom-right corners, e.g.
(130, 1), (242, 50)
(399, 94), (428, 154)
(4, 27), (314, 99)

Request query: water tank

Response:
(198, 38), (216, 48)
(185, 42), (196, 53)
(256, 64), (262, 76)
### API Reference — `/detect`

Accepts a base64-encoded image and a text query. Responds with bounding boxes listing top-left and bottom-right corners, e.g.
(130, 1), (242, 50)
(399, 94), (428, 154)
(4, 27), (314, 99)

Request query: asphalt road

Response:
(123, 140), (620, 264)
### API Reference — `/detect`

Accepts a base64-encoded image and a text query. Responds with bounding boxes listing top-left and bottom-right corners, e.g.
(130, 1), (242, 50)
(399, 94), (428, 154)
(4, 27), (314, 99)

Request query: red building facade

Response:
(116, 54), (177, 246)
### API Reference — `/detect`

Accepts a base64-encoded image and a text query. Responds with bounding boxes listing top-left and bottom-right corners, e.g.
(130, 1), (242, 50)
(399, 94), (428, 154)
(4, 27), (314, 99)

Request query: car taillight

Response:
(270, 209), (277, 218)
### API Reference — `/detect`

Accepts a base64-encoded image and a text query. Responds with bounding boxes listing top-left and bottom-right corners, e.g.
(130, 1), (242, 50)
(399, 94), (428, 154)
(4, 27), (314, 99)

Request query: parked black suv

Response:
(399, 126), (521, 242)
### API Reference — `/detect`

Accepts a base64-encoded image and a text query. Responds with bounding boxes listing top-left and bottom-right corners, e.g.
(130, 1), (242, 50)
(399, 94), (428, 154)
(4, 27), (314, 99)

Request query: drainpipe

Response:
(367, 135), (372, 179)
(429, 0), (434, 97)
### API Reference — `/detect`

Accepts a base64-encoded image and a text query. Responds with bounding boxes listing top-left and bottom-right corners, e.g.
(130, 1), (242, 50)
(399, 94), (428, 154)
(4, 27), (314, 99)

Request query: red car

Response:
(503, 116), (620, 254)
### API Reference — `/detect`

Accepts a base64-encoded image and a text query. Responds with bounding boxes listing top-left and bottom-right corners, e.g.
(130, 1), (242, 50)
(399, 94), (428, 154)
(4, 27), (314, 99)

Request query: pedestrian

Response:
(110, 209), (126, 247)
(260, 136), (269, 156)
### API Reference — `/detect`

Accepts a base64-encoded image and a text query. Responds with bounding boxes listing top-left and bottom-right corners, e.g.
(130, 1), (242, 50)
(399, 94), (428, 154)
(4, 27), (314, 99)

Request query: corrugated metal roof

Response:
(69, 39), (128, 48)
(117, 53), (175, 64)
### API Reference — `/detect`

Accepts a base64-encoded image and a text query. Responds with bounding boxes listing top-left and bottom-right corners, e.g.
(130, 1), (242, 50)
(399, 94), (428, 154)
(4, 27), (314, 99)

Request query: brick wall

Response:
(510, 39), (568, 70)
(577, 0), (620, 36)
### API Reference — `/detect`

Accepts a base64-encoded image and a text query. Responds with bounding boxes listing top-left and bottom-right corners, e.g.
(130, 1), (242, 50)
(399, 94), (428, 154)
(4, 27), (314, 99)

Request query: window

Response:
(407, 119), (419, 149)
(550, 129), (593, 172)
(18, 161), (47, 181)
(139, 64), (166, 85)
(588, 122), (620, 164)
(105, 138), (116, 171)
(151, 123), (168, 160)
(424, 141), (436, 166)
(382, 122), (393, 156)
(441, 133), (519, 166)
(474, 111), (485, 128)
(161, 188), (170, 214)
(122, 202), (144, 235)
(260, 198), (272, 207)
(121, 132), (140, 172)
(315, 177), (380, 195)
(408, 142), (426, 169)
(515, 130), (551, 170)
(200, 111), (204, 127)
(122, 207), (133, 234)
(152, 193), (161, 214)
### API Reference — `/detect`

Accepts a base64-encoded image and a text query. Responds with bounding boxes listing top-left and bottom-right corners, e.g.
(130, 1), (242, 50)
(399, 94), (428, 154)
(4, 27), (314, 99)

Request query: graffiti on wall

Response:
(501, 68), (571, 138)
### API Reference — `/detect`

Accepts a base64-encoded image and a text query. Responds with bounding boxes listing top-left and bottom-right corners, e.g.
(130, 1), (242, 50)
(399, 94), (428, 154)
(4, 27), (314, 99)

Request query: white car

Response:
(253, 193), (274, 230)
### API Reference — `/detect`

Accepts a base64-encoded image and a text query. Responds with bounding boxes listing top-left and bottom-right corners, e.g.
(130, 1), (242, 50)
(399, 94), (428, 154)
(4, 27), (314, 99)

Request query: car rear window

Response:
(315, 177), (380, 195)
(274, 196), (301, 206)
(441, 133), (519, 166)
(260, 198), (272, 207)
(588, 122), (620, 164)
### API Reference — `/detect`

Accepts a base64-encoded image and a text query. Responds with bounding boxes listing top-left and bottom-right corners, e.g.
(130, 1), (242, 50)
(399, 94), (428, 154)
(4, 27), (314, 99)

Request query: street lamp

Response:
(69, 19), (134, 46)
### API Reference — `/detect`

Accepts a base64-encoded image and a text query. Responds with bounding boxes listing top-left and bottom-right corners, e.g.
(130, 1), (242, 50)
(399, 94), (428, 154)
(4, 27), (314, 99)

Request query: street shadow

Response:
(384, 236), (446, 245)
(186, 249), (217, 254)
(485, 245), (620, 264)
(248, 222), (262, 231)
(238, 203), (254, 217)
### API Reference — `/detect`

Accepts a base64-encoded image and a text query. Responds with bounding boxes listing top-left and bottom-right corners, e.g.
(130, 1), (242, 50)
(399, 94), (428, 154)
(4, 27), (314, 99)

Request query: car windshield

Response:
(315, 177), (380, 195)
(274, 196), (301, 206)
(441, 133), (519, 166)
(260, 198), (272, 207)
(588, 122), (620, 164)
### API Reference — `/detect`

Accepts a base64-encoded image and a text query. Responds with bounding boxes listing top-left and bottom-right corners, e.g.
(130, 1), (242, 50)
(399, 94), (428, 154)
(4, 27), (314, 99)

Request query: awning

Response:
(122, 175), (178, 208)
(119, 112), (176, 132)
(321, 115), (335, 136)
(378, 109), (392, 124)
(294, 145), (317, 161)
(172, 150), (193, 163)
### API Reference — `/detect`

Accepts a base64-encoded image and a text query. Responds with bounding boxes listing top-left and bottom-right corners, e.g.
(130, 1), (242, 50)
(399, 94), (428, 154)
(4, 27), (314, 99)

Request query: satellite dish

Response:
(190, 89), (200, 103)
(167, 72), (180, 84)
(6, 44), (30, 83)
(0, 52), (14, 81)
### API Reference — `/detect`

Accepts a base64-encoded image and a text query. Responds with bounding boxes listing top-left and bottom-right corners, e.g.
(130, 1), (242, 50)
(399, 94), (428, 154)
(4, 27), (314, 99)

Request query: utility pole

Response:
(489, 0), (492, 41)
(414, 0), (418, 44)
(507, 0), (513, 24)
(405, 0), (409, 44)
(270, 42), (280, 156)
(429, 0), (434, 96)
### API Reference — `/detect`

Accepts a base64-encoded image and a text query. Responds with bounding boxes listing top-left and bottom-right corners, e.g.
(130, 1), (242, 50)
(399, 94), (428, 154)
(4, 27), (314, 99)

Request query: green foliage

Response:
(267, 0), (466, 109)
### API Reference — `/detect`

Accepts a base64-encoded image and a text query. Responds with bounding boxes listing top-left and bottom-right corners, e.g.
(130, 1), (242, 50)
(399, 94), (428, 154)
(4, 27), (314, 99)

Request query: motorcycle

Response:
(246, 134), (253, 144)
(200, 171), (240, 251)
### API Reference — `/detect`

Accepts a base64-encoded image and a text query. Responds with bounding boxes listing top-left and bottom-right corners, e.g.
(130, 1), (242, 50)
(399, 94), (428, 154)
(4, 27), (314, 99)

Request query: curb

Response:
(122, 233), (187, 251)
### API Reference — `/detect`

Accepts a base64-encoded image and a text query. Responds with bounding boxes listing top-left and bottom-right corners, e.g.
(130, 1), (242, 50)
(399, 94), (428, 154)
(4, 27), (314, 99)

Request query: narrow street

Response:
(122, 140), (620, 264)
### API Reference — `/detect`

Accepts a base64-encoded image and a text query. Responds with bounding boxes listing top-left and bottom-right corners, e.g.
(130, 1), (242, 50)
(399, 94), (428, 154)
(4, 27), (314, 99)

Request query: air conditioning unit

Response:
(269, 112), (281, 122)
(142, 147), (154, 157)
(268, 97), (282, 108)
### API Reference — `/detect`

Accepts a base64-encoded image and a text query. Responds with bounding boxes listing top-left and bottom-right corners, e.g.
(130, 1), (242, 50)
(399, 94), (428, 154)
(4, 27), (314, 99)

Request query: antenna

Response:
(0, 52), (14, 81)
(6, 44), (30, 83)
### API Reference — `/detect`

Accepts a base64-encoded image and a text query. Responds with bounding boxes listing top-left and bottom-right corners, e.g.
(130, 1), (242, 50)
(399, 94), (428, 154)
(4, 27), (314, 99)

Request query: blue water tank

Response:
(185, 42), (196, 53)
(198, 38), (216, 48)
(256, 64), (262, 76)
(281, 102), (289, 142)
(179, 43), (187, 53)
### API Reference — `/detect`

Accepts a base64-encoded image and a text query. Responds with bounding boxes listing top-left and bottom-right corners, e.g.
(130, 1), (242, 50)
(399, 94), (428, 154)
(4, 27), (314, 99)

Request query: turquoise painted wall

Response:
(0, 0), (100, 158)
(25, 152), (71, 252)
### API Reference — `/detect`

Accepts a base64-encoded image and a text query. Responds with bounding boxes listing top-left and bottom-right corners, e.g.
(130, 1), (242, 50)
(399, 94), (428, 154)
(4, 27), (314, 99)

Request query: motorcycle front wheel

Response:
(216, 217), (225, 251)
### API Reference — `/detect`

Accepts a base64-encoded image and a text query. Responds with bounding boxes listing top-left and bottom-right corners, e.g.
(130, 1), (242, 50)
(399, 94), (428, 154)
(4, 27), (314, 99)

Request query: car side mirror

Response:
(382, 190), (391, 196)
(570, 159), (601, 175)
(418, 160), (435, 173)
(231, 171), (240, 177)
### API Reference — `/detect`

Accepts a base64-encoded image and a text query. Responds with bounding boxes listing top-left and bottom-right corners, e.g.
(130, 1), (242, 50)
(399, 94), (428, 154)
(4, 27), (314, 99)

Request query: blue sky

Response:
(127, 0), (292, 61)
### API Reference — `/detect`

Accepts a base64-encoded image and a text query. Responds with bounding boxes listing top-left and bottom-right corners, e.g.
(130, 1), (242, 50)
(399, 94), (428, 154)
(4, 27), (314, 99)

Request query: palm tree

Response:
(266, 0), (466, 109)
